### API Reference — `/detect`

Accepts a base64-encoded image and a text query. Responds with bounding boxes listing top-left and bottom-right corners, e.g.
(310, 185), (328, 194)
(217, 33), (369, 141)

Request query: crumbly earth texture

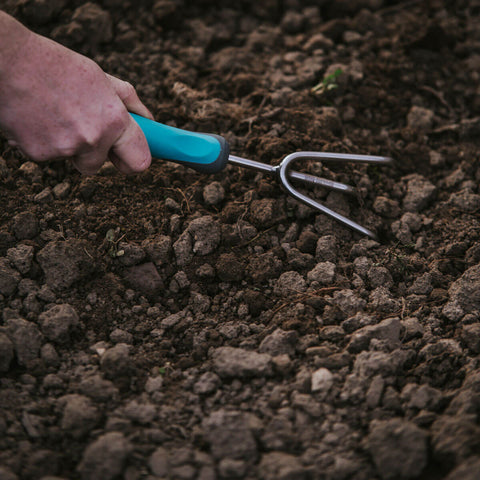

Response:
(1, 1), (480, 479)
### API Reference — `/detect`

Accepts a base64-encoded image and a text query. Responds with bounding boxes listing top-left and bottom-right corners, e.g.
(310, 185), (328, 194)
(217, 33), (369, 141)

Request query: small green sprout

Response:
(311, 68), (343, 96)
(105, 228), (125, 258)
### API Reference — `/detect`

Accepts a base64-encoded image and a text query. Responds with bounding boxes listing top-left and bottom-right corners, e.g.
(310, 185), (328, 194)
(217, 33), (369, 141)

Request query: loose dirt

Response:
(1, 1), (480, 479)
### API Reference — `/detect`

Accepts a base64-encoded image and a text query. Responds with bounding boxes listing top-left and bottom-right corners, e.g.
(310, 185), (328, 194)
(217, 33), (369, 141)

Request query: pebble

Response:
(193, 372), (221, 395)
(407, 105), (435, 130)
(0, 332), (14, 372)
(203, 181), (225, 205)
(6, 317), (43, 367)
(37, 239), (96, 291)
(259, 328), (297, 356)
(431, 414), (480, 465)
(307, 261), (336, 285)
(100, 343), (132, 380)
(274, 271), (307, 296)
(123, 399), (157, 424)
(78, 374), (119, 402)
(7, 244), (35, 275)
(142, 235), (172, 266)
(452, 263), (480, 310)
(444, 456), (480, 480)
(202, 409), (258, 460)
(367, 418), (428, 479)
(259, 452), (308, 480)
(148, 447), (169, 477)
(59, 394), (100, 439)
(78, 432), (132, 480)
(311, 368), (334, 394)
(187, 216), (221, 256)
(403, 174), (437, 212)
(347, 317), (401, 353)
(215, 253), (244, 282)
(12, 211), (39, 240)
(122, 262), (163, 298)
(0, 258), (21, 296)
(39, 304), (79, 345)
(212, 346), (273, 379)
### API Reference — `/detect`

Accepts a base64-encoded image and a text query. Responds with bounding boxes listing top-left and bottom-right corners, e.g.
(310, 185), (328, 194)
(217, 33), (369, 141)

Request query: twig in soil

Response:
(378, 0), (423, 16)
(419, 86), (453, 116)
(272, 286), (340, 316)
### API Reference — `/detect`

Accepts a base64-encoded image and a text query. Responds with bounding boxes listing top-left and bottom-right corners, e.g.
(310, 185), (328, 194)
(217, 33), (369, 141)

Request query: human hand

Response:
(0, 13), (152, 175)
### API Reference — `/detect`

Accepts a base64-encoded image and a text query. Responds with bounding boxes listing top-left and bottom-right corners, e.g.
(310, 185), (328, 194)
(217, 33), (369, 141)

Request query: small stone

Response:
(188, 216), (221, 256)
(259, 328), (297, 356)
(431, 415), (480, 465)
(332, 289), (366, 316)
(347, 317), (401, 353)
(203, 181), (225, 205)
(39, 304), (79, 344)
(403, 174), (436, 212)
(122, 262), (163, 298)
(59, 394), (100, 439)
(311, 367), (334, 394)
(0, 257), (21, 296)
(148, 447), (169, 477)
(259, 452), (308, 480)
(116, 242), (146, 267)
(461, 323), (480, 354)
(41, 343), (60, 367)
(7, 244), (35, 274)
(78, 374), (118, 402)
(142, 235), (172, 266)
(296, 230), (318, 254)
(19, 0), (66, 25)
(407, 105), (435, 130)
(123, 399), (157, 424)
(212, 346), (273, 379)
(78, 432), (132, 480)
(367, 418), (428, 479)
(100, 343), (132, 380)
(34, 187), (54, 203)
(6, 317), (43, 367)
(0, 466), (18, 480)
(448, 264), (480, 315)
(373, 196), (401, 218)
(12, 211), (39, 239)
(202, 409), (258, 460)
(274, 271), (307, 296)
(307, 261), (336, 285)
(0, 332), (14, 372)
(37, 239), (96, 291)
(215, 253), (244, 282)
(218, 458), (247, 479)
(444, 456), (480, 480)
(110, 328), (133, 345)
(145, 375), (164, 394)
(247, 253), (283, 283)
(52, 182), (71, 199)
(193, 372), (221, 395)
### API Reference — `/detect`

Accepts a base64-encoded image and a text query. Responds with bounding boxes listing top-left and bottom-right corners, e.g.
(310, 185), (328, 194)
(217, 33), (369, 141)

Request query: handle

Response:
(130, 113), (229, 174)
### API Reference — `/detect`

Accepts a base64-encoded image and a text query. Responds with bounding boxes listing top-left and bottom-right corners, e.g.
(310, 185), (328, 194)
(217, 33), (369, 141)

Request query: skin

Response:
(0, 11), (152, 175)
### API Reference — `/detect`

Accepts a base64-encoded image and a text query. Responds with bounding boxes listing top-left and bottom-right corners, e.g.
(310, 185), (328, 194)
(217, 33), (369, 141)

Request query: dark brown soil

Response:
(1, 1), (480, 479)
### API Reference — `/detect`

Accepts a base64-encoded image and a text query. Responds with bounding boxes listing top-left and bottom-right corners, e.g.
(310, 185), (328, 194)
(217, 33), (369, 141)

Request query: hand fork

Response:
(131, 114), (393, 240)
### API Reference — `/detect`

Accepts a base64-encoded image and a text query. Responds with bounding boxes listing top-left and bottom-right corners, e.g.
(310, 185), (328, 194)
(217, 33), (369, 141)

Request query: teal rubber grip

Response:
(130, 113), (229, 174)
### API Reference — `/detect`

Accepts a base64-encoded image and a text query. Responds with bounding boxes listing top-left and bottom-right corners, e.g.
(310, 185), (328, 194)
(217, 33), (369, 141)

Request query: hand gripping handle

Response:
(130, 113), (229, 174)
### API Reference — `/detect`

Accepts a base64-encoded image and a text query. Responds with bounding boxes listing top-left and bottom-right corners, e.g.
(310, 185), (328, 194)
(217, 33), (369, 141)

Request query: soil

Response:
(1, 0), (480, 479)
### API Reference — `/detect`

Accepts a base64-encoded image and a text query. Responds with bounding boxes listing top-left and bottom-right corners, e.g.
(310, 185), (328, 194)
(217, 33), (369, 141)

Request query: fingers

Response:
(109, 114), (152, 174)
(106, 73), (154, 120)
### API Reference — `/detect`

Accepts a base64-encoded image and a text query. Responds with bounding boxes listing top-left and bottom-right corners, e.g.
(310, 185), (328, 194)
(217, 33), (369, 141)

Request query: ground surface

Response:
(1, 0), (480, 479)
